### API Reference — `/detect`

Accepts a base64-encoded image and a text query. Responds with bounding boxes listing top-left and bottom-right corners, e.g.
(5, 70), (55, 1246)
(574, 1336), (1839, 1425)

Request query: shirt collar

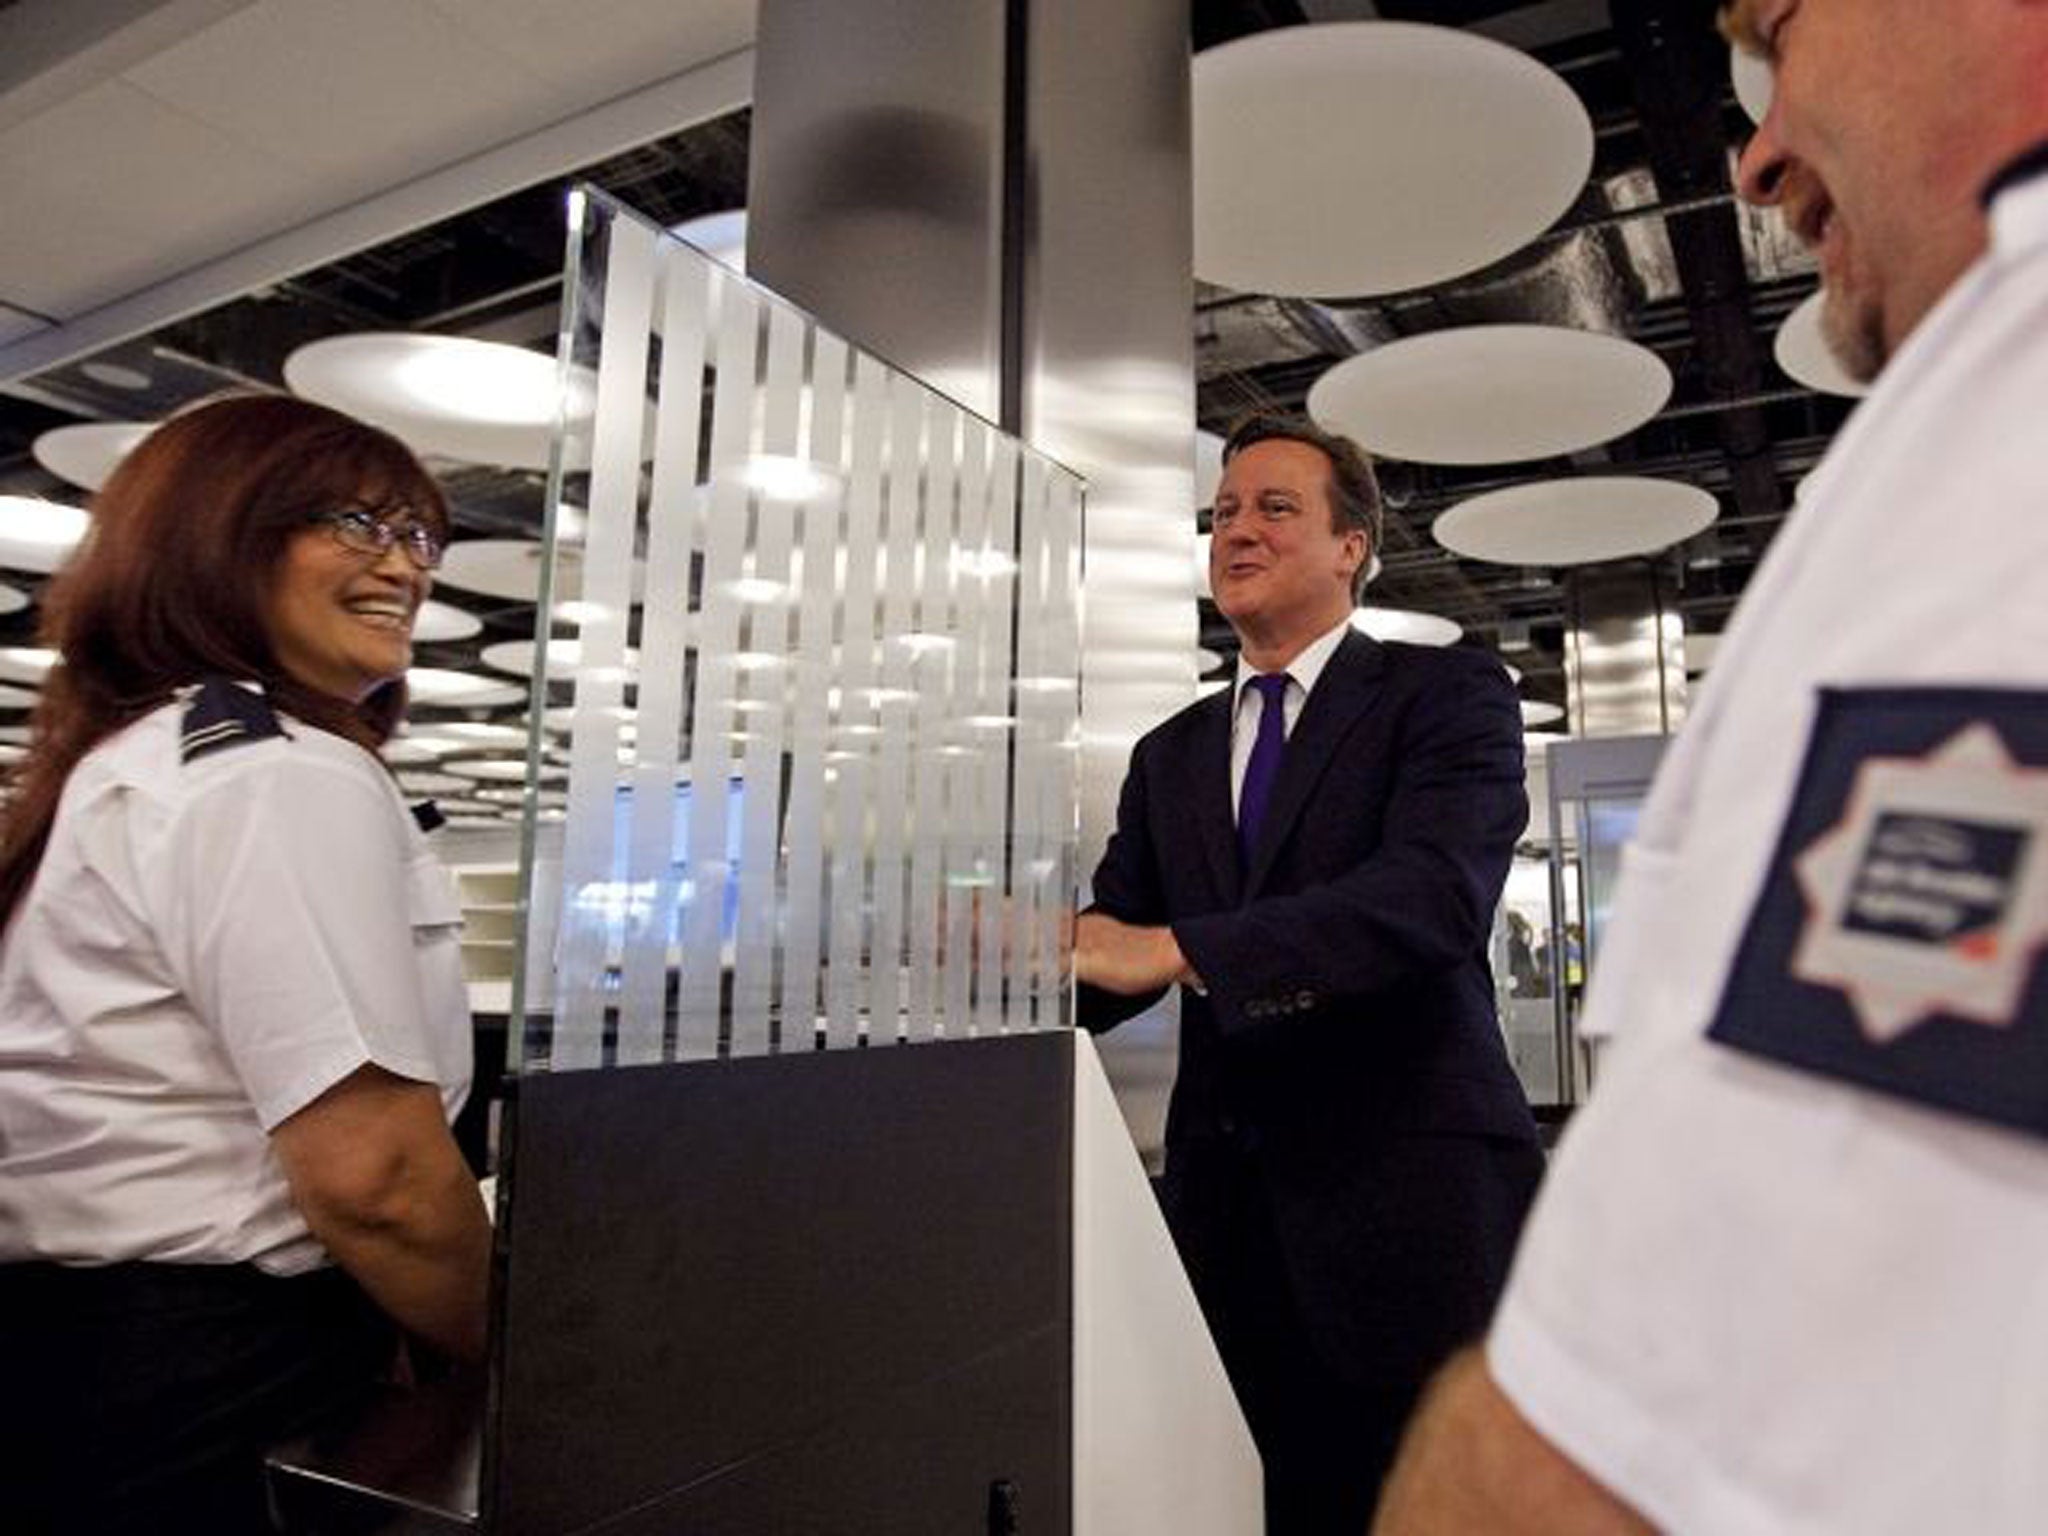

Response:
(1233, 613), (1353, 703)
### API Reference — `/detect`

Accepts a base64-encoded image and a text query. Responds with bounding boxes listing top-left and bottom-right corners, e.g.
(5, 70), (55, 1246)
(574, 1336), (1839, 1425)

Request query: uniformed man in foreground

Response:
(1374, 2), (2048, 1532)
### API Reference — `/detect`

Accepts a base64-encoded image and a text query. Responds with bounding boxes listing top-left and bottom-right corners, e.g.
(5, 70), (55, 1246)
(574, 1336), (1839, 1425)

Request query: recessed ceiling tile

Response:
(425, 0), (754, 108)
(0, 78), (310, 316)
(1309, 326), (1671, 465)
(1193, 22), (1592, 297)
(125, 0), (543, 189)
(1435, 477), (1718, 566)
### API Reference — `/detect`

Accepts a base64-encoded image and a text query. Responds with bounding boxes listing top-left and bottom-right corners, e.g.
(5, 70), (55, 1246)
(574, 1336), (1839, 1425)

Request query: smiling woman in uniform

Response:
(0, 393), (491, 1535)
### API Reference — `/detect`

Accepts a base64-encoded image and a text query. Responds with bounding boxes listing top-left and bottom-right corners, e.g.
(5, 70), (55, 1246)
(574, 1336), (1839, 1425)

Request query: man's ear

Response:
(1341, 529), (1375, 586)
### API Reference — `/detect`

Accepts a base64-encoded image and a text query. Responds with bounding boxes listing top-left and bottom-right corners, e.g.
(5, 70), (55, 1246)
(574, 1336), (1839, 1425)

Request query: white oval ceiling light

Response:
(411, 600), (482, 644)
(1731, 42), (1773, 125)
(384, 733), (465, 765)
(444, 757), (566, 784)
(1196, 430), (1227, 508)
(0, 584), (28, 617)
(395, 771), (471, 796)
(434, 538), (645, 603)
(1308, 325), (1671, 464)
(670, 209), (748, 274)
(0, 683), (37, 710)
(0, 646), (58, 684)
(480, 639), (641, 680)
(1521, 700), (1566, 727)
(1435, 477), (1718, 566)
(32, 421), (155, 492)
(1193, 22), (1593, 297)
(1775, 291), (1871, 399)
(285, 333), (595, 469)
(0, 497), (89, 574)
(437, 721), (533, 749)
(1350, 607), (1463, 646)
(406, 668), (527, 708)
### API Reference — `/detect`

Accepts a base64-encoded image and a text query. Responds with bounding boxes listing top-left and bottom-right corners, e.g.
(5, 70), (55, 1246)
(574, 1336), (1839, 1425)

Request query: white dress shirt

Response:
(0, 700), (472, 1275)
(1487, 165), (2048, 1535)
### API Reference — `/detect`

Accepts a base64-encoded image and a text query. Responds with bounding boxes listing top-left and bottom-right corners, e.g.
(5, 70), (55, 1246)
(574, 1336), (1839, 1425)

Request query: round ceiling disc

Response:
(1195, 430), (1226, 508)
(1193, 21), (1592, 297)
(1435, 477), (1718, 566)
(31, 421), (155, 491)
(0, 646), (58, 685)
(480, 638), (641, 681)
(1349, 607), (1462, 646)
(412, 599), (483, 643)
(434, 538), (644, 603)
(443, 757), (565, 784)
(284, 333), (596, 470)
(1308, 325), (1671, 464)
(670, 209), (748, 274)
(1775, 291), (1871, 399)
(0, 496), (89, 574)
(1731, 42), (1773, 125)
(405, 668), (527, 708)
(395, 771), (472, 795)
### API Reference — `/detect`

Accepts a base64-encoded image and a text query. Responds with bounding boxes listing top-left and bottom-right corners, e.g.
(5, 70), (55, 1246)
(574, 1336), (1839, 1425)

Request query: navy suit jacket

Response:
(1080, 630), (1538, 1378)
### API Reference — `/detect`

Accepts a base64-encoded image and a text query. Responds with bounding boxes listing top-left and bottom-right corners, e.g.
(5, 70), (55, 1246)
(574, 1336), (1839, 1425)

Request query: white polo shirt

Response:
(1489, 165), (2048, 1533)
(0, 694), (471, 1276)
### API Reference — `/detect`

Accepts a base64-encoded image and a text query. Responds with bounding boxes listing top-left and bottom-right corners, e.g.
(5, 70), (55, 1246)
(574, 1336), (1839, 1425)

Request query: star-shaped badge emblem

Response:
(1792, 723), (2048, 1042)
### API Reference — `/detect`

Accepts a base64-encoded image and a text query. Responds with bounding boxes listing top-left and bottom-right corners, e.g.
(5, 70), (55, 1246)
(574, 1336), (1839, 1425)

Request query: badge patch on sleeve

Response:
(1708, 688), (2048, 1138)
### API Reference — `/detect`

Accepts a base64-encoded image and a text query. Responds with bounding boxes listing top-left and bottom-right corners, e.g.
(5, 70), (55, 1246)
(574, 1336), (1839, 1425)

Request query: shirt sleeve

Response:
(154, 743), (446, 1129)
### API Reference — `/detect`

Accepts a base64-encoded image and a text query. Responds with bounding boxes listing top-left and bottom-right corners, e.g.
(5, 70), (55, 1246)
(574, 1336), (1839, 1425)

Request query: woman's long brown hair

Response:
(0, 392), (450, 929)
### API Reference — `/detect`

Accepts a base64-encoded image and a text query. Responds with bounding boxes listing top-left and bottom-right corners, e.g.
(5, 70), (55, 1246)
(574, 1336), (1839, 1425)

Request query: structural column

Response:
(748, 0), (1198, 865)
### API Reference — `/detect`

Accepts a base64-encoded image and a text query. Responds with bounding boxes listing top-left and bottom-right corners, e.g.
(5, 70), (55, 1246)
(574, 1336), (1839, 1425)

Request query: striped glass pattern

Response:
(511, 186), (1083, 1070)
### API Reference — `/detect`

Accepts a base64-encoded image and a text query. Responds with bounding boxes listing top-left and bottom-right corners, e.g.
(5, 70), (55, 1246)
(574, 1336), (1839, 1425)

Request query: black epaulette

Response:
(411, 799), (446, 833)
(180, 678), (289, 764)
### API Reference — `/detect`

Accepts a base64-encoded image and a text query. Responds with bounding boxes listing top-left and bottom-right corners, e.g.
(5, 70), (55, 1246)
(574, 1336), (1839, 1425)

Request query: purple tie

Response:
(1238, 673), (1290, 860)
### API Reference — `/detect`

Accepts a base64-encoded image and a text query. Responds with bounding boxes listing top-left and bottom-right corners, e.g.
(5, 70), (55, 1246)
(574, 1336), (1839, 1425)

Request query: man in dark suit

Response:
(1075, 415), (1543, 1535)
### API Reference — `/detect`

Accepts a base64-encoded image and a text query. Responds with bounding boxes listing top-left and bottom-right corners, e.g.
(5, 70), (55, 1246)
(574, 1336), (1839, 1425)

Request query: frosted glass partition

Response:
(511, 185), (1083, 1071)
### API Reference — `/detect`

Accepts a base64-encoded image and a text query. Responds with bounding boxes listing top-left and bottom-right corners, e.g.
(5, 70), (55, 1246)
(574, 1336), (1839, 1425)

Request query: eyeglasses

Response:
(311, 504), (446, 571)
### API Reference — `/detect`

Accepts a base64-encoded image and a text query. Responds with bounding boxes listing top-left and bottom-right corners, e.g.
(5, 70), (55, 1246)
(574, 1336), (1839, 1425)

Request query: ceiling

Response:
(0, 0), (1849, 753)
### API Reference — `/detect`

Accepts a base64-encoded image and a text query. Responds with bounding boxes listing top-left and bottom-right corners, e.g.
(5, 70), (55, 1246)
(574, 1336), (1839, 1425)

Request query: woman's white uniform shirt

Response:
(1487, 167), (2048, 1533)
(0, 687), (471, 1276)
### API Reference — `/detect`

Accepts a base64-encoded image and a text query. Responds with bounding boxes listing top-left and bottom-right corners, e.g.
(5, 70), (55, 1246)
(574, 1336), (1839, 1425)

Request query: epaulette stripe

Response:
(181, 676), (287, 764)
(180, 722), (246, 750)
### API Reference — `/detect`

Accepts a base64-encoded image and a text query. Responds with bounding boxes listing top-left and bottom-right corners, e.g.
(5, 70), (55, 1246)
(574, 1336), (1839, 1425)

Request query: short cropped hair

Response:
(1221, 414), (1384, 599)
